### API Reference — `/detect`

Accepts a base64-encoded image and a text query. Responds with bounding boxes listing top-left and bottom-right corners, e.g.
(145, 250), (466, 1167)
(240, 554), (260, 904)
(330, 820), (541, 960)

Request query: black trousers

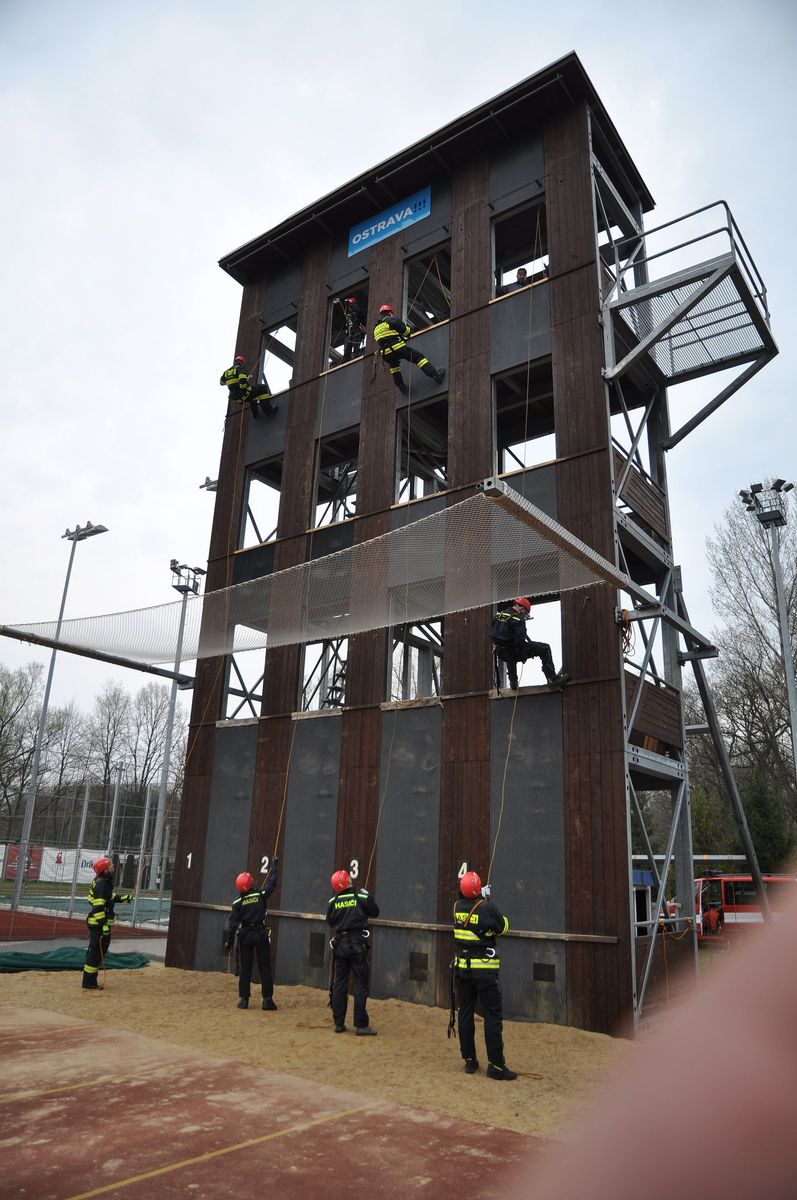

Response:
(342, 334), (364, 362)
(238, 927), (273, 1000)
(83, 924), (111, 987)
(383, 344), (438, 387)
(331, 938), (371, 1028)
(495, 639), (556, 689)
(455, 970), (506, 1068)
(246, 386), (276, 418)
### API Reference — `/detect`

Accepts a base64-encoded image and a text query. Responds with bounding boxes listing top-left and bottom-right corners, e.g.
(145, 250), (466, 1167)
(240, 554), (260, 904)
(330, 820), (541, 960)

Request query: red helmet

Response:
(379, 304), (393, 315)
(344, 296), (358, 305)
(331, 869), (352, 893)
(236, 871), (254, 892)
(512, 597), (531, 613)
(460, 870), (482, 899)
(234, 354), (246, 365)
(93, 857), (113, 875)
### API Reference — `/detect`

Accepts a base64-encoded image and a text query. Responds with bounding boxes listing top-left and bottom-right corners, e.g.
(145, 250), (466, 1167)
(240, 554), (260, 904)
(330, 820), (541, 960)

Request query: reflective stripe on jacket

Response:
(373, 316), (411, 354)
(453, 897), (509, 970)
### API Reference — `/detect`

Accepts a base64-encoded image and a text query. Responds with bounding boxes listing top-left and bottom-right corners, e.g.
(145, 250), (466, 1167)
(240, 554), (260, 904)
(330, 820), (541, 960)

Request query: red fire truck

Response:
(694, 874), (797, 942)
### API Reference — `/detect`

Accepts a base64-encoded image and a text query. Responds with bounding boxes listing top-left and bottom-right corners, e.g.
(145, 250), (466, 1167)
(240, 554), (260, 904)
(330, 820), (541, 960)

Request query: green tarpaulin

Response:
(0, 948), (150, 973)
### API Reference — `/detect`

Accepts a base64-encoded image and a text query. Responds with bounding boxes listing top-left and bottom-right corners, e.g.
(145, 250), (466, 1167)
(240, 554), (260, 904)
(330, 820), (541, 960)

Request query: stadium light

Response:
(10, 522), (108, 913)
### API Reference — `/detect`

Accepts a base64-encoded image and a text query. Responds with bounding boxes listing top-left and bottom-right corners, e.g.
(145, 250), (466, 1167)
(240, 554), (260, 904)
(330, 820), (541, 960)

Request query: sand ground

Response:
(0, 962), (635, 1140)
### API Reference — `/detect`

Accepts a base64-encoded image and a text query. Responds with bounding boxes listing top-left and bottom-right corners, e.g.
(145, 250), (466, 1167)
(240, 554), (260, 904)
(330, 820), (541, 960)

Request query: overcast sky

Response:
(1, 0), (795, 712)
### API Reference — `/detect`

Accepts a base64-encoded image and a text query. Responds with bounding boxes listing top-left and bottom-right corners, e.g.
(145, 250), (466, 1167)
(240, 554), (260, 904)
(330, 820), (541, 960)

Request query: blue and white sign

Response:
(348, 186), (431, 257)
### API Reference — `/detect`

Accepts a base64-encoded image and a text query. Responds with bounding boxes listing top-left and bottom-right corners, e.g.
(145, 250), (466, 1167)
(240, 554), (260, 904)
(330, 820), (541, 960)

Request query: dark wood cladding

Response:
(613, 448), (669, 540)
(625, 672), (683, 750)
(337, 707), (381, 884)
(547, 104), (631, 1033)
(435, 695), (491, 1004)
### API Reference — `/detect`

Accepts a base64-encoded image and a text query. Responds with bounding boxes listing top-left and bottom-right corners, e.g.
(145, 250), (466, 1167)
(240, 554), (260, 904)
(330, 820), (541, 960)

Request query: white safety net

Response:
(6, 484), (627, 665)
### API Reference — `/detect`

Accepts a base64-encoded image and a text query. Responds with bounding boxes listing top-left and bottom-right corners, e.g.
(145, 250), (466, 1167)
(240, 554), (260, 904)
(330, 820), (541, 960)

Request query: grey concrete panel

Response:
(315, 360), (363, 437)
(390, 323), (449, 407)
(370, 926), (438, 1007)
(262, 265), (303, 324)
(368, 706), (441, 1005)
(196, 908), (230, 974)
(274, 915), (331, 990)
(389, 494), (447, 531)
(245, 397), (290, 462)
(489, 693), (565, 933)
(329, 238), (372, 290)
(498, 936), (567, 1024)
(310, 522), (354, 559)
(489, 136), (545, 214)
(233, 542), (275, 585)
(275, 714), (342, 987)
(200, 724), (259, 908)
(497, 465), (557, 520)
(375, 706), (442, 923)
(490, 287), (551, 375)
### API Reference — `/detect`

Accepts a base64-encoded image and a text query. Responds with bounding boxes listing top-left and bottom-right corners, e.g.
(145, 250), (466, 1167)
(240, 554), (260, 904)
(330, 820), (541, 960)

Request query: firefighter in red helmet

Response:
(219, 353), (279, 419)
(82, 857), (132, 990)
(326, 869), (379, 1035)
(452, 869), (516, 1079)
(224, 859), (280, 1010)
(373, 303), (445, 394)
(490, 597), (569, 691)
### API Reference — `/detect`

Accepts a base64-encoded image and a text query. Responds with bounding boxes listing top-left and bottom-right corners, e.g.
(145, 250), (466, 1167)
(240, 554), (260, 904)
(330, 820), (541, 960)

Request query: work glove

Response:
(271, 856), (279, 869)
(481, 884), (491, 899)
(223, 941), (232, 954)
(101, 923), (110, 935)
(119, 894), (132, 903)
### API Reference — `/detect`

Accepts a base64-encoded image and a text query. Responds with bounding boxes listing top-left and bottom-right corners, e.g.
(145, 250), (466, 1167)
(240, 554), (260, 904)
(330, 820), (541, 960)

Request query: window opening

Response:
(396, 397), (448, 503)
(302, 638), (348, 711)
(326, 285), (369, 368)
(492, 598), (563, 691)
(259, 315), (297, 396)
(223, 642), (265, 719)
(241, 458), (282, 548)
(314, 428), (359, 527)
(494, 200), (548, 295)
(390, 621), (442, 701)
(494, 361), (555, 473)
(404, 243), (451, 330)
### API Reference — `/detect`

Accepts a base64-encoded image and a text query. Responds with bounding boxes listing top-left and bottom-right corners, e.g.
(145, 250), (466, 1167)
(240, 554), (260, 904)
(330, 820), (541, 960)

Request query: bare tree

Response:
(0, 662), (43, 840)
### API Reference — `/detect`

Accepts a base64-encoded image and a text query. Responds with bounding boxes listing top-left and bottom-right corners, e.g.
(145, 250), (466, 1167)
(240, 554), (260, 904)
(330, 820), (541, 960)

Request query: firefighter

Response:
(219, 354), (278, 419)
(327, 869), (379, 1035)
(337, 295), (367, 363)
(373, 304), (445, 394)
(453, 870), (516, 1079)
(224, 861), (279, 1010)
(82, 857), (131, 990)
(490, 597), (569, 691)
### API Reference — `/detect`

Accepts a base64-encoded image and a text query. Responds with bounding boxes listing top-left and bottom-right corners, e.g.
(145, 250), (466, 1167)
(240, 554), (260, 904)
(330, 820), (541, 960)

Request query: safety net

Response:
(0, 948), (151, 973)
(5, 482), (628, 665)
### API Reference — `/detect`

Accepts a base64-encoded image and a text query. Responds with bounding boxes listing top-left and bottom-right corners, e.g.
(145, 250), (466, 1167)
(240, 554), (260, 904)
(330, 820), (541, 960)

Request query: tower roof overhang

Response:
(219, 51), (654, 285)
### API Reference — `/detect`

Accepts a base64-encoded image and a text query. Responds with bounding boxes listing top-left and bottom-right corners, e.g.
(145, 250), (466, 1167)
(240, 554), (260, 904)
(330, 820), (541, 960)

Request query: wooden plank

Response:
(625, 672), (683, 748)
(613, 448), (669, 540)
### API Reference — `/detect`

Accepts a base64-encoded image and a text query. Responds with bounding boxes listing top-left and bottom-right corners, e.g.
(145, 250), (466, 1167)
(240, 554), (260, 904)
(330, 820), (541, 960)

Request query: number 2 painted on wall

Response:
(261, 855), (270, 874)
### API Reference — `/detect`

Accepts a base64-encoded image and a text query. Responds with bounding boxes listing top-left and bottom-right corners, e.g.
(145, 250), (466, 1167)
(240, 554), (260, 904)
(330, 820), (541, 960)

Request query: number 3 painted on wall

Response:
(349, 858), (359, 879)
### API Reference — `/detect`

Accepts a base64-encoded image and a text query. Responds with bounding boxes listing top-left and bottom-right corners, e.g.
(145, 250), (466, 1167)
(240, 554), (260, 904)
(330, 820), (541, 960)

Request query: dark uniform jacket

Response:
(326, 886), (379, 939)
(453, 895), (510, 971)
(219, 363), (251, 404)
(343, 302), (366, 339)
(87, 875), (128, 929)
(490, 606), (530, 653)
(373, 315), (412, 354)
(226, 870), (279, 944)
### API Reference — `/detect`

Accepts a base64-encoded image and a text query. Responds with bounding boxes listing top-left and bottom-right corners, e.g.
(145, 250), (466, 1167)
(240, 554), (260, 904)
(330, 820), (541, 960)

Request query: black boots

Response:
(262, 997), (278, 1011)
(486, 1063), (518, 1081)
(547, 670), (570, 687)
(355, 1027), (377, 1037)
(237, 997), (249, 1009)
(464, 1058), (480, 1074)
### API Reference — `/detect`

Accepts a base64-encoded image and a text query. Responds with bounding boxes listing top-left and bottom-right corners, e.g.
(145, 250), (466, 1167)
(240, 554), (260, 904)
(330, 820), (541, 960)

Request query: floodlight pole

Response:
(147, 562), (204, 890)
(10, 522), (107, 913)
(739, 483), (797, 780)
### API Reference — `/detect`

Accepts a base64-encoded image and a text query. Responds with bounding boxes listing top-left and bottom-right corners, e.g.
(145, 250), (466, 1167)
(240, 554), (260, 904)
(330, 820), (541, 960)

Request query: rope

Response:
(488, 208), (543, 885)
